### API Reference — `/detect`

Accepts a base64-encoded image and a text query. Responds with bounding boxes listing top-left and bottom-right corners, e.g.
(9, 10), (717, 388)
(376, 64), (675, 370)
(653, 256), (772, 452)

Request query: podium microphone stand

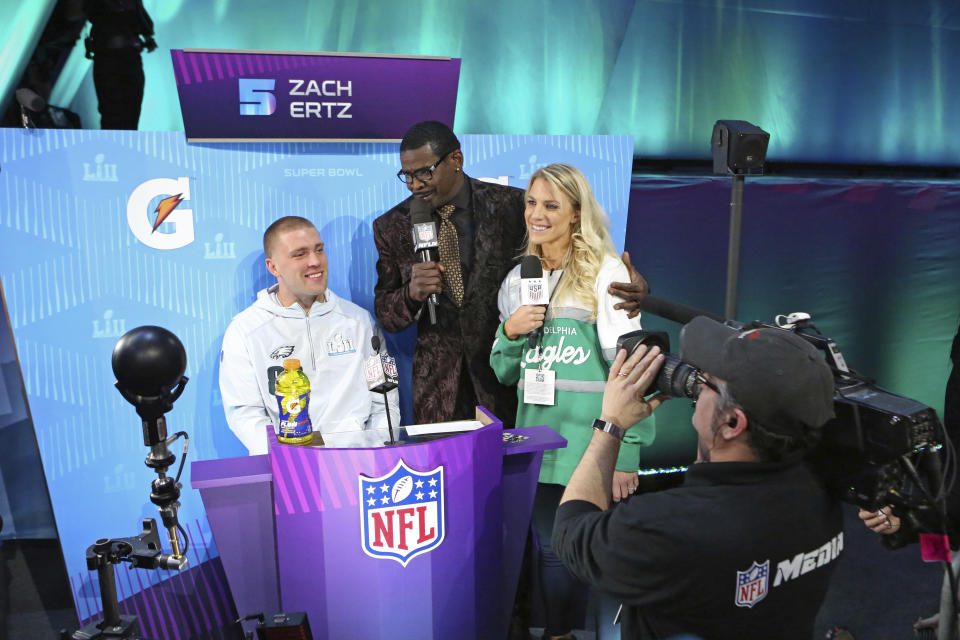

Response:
(366, 336), (399, 445)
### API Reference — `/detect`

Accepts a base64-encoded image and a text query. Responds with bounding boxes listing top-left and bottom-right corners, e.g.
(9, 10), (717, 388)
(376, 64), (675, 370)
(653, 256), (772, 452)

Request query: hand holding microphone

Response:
(504, 305), (546, 341)
(504, 255), (549, 348)
(409, 262), (443, 302)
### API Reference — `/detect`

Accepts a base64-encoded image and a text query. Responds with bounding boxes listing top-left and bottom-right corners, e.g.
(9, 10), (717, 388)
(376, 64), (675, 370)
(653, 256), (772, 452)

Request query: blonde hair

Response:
(524, 164), (618, 318)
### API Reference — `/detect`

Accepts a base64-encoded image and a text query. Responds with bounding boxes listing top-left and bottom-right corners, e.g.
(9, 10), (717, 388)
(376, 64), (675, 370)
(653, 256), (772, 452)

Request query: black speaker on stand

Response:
(711, 120), (770, 176)
(711, 120), (770, 319)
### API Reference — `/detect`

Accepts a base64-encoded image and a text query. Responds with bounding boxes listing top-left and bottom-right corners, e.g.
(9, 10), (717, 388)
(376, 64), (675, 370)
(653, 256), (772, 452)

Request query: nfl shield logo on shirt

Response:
(735, 559), (769, 608)
(358, 460), (445, 567)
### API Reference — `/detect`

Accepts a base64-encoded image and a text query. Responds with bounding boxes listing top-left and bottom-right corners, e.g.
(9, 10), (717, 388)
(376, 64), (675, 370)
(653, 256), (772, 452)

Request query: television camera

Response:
(620, 297), (953, 530)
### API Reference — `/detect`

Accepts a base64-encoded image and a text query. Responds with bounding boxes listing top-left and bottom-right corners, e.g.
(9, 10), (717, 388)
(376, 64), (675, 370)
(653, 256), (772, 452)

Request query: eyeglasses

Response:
(397, 150), (452, 184)
(694, 372), (720, 397)
(690, 372), (719, 408)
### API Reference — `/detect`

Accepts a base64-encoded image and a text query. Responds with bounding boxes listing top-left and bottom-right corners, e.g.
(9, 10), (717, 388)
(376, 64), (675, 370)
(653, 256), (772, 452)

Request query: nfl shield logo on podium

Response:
(358, 460), (445, 567)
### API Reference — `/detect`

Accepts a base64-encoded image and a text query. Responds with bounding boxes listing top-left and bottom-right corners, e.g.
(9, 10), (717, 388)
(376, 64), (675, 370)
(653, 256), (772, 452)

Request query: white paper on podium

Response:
(404, 420), (484, 436)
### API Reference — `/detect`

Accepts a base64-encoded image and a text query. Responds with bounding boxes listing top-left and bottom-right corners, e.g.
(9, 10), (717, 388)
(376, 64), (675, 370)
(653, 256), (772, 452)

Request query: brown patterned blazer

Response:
(373, 177), (526, 426)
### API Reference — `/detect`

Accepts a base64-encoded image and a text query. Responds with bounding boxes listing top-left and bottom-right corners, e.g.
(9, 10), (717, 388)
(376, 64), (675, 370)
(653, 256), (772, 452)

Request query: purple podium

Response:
(191, 409), (564, 639)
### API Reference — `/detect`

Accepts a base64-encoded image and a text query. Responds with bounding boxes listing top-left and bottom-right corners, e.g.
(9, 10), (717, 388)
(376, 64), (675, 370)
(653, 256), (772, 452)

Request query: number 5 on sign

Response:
(238, 78), (276, 116)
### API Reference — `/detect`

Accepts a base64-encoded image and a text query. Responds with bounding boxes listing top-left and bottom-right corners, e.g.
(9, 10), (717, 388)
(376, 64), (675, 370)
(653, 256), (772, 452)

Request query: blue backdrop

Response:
(0, 128), (633, 632)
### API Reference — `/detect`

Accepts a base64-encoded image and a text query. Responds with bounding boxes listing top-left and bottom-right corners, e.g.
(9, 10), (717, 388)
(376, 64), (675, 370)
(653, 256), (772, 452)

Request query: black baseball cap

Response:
(679, 317), (835, 435)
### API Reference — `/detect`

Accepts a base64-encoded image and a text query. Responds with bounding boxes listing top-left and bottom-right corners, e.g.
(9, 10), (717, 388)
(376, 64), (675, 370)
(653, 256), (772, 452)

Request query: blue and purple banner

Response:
(172, 49), (461, 141)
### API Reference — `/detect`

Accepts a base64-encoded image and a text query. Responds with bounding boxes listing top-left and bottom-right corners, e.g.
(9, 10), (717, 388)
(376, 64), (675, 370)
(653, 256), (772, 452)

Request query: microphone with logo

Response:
(519, 255), (550, 350)
(410, 198), (439, 325)
(365, 336), (400, 445)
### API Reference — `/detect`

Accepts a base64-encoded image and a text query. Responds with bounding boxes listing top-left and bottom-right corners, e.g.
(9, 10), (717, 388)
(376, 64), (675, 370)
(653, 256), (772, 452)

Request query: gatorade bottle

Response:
(275, 358), (316, 445)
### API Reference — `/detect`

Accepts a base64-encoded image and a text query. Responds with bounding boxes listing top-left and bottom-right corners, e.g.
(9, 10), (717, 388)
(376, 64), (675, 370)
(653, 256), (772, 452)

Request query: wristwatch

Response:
(592, 418), (626, 441)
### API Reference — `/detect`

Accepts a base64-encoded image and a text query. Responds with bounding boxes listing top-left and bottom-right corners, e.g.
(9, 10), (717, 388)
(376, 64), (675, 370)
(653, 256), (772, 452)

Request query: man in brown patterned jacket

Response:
(373, 121), (647, 426)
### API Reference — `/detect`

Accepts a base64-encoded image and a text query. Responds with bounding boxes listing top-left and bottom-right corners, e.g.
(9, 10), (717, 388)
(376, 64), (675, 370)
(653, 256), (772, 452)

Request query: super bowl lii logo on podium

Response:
(358, 460), (445, 566)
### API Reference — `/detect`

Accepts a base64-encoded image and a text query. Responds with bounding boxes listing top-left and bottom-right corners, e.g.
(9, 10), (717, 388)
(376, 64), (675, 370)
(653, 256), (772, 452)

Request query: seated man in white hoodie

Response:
(219, 216), (399, 454)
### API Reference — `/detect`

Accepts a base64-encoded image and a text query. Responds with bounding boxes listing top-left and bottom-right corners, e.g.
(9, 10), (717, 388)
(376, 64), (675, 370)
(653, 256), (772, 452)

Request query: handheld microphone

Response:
(638, 295), (724, 325)
(519, 255), (548, 349)
(410, 198), (439, 325)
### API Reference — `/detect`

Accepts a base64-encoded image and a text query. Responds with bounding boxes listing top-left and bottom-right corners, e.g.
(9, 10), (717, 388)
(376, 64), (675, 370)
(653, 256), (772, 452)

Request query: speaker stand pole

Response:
(724, 174), (745, 320)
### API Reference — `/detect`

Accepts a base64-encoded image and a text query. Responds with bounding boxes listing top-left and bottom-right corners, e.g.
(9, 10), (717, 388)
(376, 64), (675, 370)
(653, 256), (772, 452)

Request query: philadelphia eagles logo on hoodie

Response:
(270, 345), (295, 360)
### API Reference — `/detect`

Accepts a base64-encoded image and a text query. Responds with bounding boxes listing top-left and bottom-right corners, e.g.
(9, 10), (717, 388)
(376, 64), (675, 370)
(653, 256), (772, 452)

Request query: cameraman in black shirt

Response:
(553, 317), (843, 640)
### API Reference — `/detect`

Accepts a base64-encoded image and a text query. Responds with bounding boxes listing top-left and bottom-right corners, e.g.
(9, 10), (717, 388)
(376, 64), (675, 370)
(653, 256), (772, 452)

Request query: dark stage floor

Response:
(0, 504), (948, 640)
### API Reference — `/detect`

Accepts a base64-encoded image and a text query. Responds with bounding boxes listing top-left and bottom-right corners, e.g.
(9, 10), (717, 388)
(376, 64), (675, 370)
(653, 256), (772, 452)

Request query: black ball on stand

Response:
(112, 326), (187, 397)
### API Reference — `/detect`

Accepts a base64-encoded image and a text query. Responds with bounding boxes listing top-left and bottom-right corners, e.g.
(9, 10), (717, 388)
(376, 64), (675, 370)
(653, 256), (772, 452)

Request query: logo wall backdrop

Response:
(0, 128), (632, 636)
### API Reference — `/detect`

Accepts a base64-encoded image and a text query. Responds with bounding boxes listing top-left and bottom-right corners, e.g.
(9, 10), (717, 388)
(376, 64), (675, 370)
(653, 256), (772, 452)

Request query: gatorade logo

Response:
(285, 396), (303, 415)
(127, 177), (194, 250)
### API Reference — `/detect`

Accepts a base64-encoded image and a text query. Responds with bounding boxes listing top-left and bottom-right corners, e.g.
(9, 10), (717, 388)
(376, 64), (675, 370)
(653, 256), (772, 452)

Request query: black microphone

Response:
(638, 295), (724, 325)
(366, 336), (399, 394)
(410, 198), (439, 325)
(519, 255), (548, 349)
(366, 336), (399, 445)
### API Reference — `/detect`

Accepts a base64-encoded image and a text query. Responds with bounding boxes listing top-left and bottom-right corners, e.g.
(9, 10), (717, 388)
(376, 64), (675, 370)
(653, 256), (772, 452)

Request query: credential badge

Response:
(359, 459), (444, 567)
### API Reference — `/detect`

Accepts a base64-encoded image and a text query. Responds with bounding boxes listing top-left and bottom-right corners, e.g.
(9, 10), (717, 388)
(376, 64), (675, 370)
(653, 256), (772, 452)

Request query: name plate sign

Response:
(171, 49), (461, 142)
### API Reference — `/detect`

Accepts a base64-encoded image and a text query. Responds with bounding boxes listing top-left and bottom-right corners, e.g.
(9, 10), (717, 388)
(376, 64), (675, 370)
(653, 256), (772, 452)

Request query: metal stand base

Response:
(71, 615), (140, 640)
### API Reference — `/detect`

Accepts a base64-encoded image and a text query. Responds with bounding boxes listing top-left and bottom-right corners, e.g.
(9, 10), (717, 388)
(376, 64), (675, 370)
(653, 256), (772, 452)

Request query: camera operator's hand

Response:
(612, 470), (639, 502)
(914, 613), (940, 633)
(408, 261), (444, 303)
(608, 251), (650, 319)
(601, 344), (668, 429)
(858, 505), (901, 534)
(504, 305), (546, 340)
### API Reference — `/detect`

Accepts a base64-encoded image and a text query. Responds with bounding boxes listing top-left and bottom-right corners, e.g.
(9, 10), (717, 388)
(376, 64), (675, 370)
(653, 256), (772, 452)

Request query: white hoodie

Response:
(219, 285), (400, 454)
